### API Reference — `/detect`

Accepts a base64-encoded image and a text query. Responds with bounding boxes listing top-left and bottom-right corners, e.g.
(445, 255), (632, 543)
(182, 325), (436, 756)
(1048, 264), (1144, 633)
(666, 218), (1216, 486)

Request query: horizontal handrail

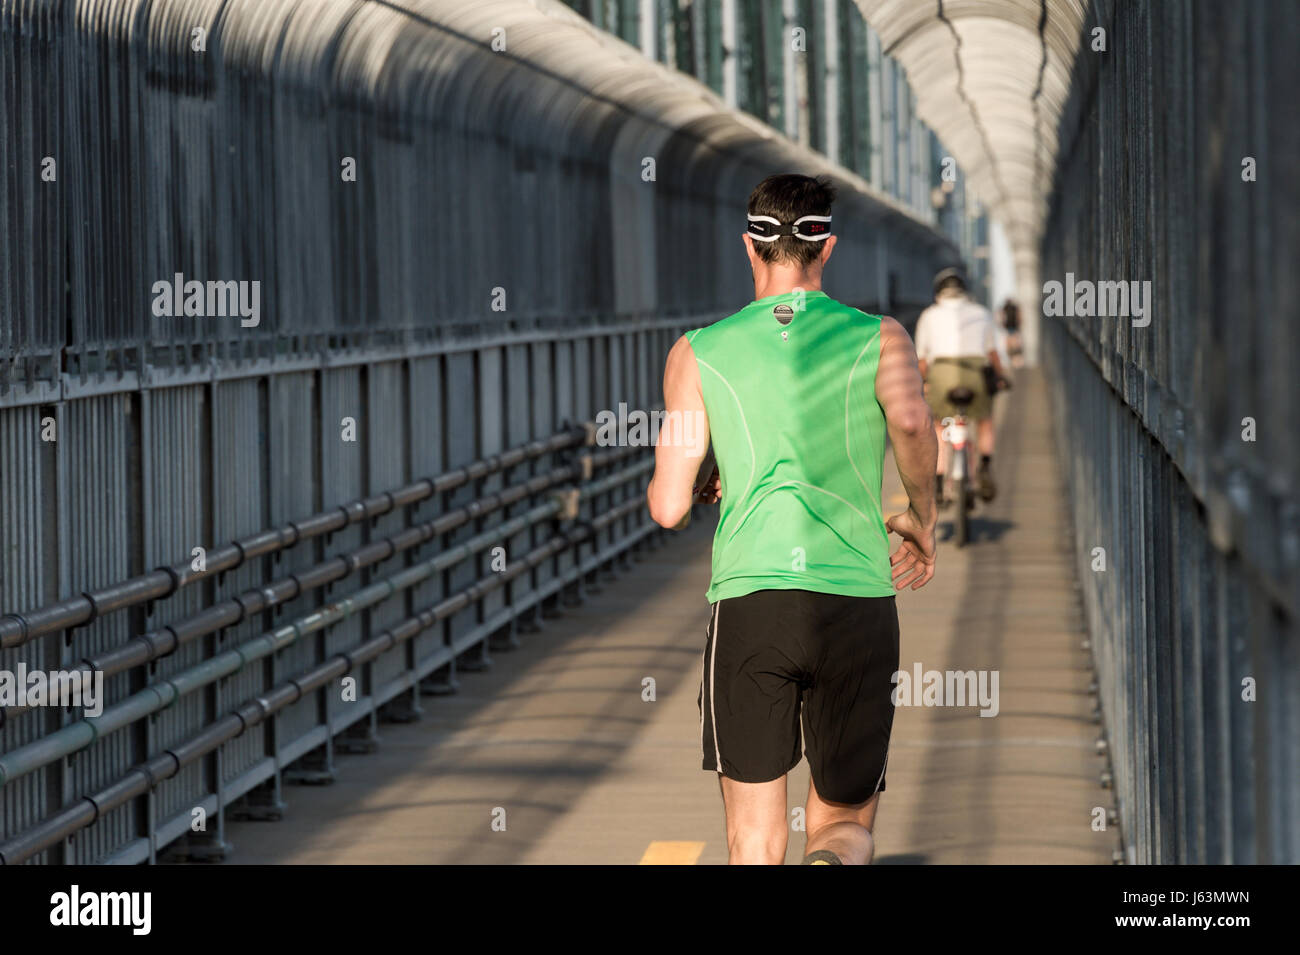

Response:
(0, 456), (651, 787)
(0, 426), (589, 650)
(0, 455), (600, 728)
(1, 444), (642, 725)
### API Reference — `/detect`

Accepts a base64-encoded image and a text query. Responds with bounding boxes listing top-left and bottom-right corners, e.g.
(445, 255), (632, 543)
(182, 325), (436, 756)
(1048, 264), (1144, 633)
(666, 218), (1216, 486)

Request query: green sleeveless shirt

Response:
(687, 289), (893, 603)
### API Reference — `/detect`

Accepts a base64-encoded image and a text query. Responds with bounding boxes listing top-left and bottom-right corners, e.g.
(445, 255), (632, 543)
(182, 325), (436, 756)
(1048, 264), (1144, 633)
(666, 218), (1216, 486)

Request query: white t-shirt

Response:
(913, 294), (996, 361)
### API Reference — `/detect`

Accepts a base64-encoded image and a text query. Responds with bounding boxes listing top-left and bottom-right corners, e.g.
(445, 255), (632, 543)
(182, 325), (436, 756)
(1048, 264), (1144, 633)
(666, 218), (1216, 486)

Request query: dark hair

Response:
(747, 174), (837, 270)
(1002, 299), (1020, 330)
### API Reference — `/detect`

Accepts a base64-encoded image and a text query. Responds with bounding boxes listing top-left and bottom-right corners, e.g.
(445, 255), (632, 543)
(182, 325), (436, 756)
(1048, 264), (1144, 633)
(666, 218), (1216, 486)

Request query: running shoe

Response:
(801, 849), (843, 865)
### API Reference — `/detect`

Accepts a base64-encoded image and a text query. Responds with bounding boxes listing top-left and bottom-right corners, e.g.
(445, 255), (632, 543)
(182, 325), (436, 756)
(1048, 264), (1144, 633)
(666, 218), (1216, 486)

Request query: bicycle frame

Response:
(941, 405), (975, 545)
(941, 411), (971, 482)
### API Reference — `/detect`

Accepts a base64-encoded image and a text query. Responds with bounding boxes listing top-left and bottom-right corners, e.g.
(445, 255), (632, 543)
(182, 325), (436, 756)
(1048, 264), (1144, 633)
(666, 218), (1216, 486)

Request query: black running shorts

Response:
(697, 589), (899, 804)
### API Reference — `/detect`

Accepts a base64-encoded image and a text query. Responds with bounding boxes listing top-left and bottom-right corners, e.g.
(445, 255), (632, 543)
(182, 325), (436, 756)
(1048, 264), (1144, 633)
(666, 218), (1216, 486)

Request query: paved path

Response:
(224, 369), (1117, 864)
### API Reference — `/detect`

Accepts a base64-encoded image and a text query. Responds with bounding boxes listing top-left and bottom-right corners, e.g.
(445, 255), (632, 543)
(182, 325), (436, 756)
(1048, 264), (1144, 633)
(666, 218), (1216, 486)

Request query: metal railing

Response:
(0, 429), (588, 656)
(1041, 0), (1298, 864)
(0, 430), (656, 864)
(1, 0), (963, 863)
(0, 0), (957, 396)
(0, 401), (665, 863)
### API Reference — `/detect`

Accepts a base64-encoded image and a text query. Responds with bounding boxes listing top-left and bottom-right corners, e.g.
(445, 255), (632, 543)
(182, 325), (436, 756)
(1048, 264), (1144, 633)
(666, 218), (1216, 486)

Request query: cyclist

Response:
(913, 268), (1009, 506)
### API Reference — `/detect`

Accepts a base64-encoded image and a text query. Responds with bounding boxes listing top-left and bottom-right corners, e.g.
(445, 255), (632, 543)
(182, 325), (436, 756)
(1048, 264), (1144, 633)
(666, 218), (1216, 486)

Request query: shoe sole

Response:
(801, 849), (843, 865)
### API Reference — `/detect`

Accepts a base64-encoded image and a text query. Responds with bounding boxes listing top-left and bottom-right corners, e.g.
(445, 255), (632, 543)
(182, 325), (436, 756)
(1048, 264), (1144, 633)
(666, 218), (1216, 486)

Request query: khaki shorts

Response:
(925, 357), (992, 420)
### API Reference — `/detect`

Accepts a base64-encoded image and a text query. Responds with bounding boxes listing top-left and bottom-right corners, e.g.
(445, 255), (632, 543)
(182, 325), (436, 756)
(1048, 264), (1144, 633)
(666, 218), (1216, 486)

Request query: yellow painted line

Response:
(638, 841), (705, 865)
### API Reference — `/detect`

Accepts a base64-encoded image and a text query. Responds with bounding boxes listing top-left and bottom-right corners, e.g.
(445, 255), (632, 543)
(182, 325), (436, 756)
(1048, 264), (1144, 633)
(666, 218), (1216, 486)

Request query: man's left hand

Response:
(693, 466), (721, 504)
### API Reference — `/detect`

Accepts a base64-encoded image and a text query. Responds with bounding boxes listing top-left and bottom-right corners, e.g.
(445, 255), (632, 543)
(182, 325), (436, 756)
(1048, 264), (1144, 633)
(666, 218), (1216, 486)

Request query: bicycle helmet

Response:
(932, 266), (968, 297)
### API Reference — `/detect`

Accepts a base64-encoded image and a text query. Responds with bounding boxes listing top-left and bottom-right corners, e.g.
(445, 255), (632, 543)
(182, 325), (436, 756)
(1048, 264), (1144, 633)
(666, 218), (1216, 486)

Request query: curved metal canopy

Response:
(855, 0), (1088, 288)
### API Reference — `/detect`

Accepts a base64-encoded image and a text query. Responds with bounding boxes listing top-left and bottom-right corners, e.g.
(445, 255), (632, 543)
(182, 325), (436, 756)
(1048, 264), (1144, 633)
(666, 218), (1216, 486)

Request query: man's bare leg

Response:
(976, 417), (995, 457)
(803, 776), (880, 865)
(719, 775), (788, 864)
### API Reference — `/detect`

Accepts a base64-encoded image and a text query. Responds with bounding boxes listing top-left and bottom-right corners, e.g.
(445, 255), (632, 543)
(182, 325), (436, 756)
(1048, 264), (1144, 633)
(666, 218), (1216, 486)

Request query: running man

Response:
(914, 268), (1009, 505)
(646, 174), (938, 865)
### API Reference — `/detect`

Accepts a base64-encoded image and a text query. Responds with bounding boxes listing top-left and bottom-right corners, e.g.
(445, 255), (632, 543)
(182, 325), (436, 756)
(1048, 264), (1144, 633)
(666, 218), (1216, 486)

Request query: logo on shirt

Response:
(773, 304), (794, 326)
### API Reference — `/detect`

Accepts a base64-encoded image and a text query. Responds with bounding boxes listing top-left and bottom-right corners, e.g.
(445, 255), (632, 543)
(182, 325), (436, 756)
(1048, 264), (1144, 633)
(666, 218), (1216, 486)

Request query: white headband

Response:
(747, 214), (833, 242)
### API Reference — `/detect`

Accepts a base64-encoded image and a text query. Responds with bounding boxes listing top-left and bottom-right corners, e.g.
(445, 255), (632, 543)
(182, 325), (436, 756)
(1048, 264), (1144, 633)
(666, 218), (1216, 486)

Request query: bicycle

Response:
(940, 386), (977, 547)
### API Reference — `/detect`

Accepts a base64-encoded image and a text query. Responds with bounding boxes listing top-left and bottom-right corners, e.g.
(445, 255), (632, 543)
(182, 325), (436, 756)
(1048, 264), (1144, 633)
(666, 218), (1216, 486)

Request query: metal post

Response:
(782, 0), (798, 141)
(640, 0), (656, 60)
(822, 0), (840, 165)
(867, 27), (884, 189)
(692, 0), (707, 81)
(721, 0), (738, 108)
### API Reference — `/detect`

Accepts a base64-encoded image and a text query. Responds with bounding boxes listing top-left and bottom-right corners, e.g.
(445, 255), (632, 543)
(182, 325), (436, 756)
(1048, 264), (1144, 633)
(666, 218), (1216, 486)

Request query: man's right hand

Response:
(886, 507), (937, 591)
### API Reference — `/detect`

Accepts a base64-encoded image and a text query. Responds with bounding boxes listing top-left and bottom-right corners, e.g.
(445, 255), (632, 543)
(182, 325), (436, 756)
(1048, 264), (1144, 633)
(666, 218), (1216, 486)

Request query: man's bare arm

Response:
(647, 335), (713, 529)
(984, 310), (1009, 382)
(875, 316), (938, 590)
(986, 349), (1007, 381)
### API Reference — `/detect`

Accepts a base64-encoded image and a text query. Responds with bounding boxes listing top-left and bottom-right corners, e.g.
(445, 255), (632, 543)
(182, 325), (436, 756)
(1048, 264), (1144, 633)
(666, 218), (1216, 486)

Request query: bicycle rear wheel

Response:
(954, 474), (970, 546)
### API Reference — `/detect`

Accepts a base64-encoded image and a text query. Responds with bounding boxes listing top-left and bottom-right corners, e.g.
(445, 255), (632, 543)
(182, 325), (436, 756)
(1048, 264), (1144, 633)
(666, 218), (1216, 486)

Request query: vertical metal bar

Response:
(692, 0), (707, 81)
(822, 0), (840, 164)
(54, 401), (70, 864)
(782, 0), (797, 140)
(865, 25), (880, 185)
(721, 0), (738, 108)
(640, 0), (656, 60)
